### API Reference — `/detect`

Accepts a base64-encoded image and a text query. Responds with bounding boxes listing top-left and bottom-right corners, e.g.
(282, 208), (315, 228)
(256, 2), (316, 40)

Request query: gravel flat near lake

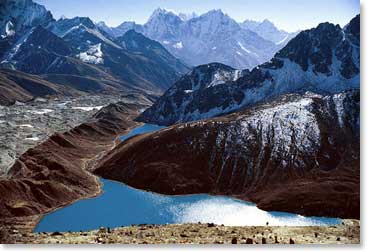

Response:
(6, 220), (360, 244)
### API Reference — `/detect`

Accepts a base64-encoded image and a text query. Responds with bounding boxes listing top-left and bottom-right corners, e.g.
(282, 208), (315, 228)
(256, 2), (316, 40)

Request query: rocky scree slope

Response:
(138, 15), (360, 126)
(95, 90), (360, 219)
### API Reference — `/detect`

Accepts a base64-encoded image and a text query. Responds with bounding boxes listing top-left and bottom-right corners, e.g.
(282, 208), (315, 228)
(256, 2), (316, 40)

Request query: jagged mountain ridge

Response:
(0, 1), (189, 96)
(0, 24), (135, 94)
(98, 8), (290, 69)
(138, 15), (360, 125)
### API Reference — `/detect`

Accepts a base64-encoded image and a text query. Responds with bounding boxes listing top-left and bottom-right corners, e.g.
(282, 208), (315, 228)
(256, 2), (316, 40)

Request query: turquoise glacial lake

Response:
(35, 124), (341, 232)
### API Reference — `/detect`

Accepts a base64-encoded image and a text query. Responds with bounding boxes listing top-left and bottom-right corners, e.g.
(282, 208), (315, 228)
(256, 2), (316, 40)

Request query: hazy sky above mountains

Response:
(35, 0), (360, 32)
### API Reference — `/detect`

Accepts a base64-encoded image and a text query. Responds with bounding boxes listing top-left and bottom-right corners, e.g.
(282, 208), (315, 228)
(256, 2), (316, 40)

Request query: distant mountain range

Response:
(97, 8), (298, 69)
(241, 19), (297, 45)
(138, 14), (360, 125)
(0, 0), (305, 104)
(0, 0), (189, 103)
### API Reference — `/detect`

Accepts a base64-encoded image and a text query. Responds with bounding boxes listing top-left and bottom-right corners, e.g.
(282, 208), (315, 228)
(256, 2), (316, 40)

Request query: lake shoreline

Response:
(35, 177), (342, 233)
(34, 123), (343, 233)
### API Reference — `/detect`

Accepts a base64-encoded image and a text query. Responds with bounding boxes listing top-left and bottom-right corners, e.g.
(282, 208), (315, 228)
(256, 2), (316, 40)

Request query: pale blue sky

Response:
(35, 0), (360, 32)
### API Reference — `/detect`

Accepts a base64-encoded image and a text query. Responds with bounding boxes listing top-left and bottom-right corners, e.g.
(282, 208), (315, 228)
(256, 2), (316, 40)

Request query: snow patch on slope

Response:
(238, 41), (251, 53)
(276, 35), (289, 45)
(76, 43), (104, 64)
(207, 69), (243, 88)
(3, 21), (15, 38)
(240, 98), (321, 155)
(332, 93), (345, 127)
(173, 42), (183, 49)
(237, 41), (259, 58)
(72, 106), (104, 111)
(1, 28), (34, 63)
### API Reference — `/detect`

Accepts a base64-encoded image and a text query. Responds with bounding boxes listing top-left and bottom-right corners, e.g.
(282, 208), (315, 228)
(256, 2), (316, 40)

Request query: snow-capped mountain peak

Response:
(147, 8), (183, 23)
(144, 8), (184, 41)
(49, 16), (96, 37)
(98, 8), (288, 69)
(241, 18), (297, 46)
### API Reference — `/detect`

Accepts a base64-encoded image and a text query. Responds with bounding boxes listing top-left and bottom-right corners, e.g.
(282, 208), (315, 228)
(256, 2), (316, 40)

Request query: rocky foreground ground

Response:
(4, 220), (360, 244)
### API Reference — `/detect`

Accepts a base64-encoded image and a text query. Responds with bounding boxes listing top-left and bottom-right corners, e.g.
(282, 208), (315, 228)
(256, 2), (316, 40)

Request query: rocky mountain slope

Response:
(0, 0), (189, 96)
(138, 15), (360, 125)
(0, 69), (77, 105)
(95, 90), (359, 219)
(98, 8), (285, 69)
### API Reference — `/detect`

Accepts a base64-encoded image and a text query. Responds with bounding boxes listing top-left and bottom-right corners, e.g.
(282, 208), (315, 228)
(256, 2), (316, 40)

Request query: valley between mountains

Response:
(0, 0), (360, 245)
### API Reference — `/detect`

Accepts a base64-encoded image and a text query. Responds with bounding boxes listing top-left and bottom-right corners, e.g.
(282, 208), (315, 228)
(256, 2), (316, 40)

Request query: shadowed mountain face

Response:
(115, 30), (189, 90)
(0, 1), (189, 98)
(95, 90), (360, 219)
(0, 0), (54, 60)
(138, 15), (360, 126)
(3, 25), (72, 74)
(0, 0), (54, 37)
